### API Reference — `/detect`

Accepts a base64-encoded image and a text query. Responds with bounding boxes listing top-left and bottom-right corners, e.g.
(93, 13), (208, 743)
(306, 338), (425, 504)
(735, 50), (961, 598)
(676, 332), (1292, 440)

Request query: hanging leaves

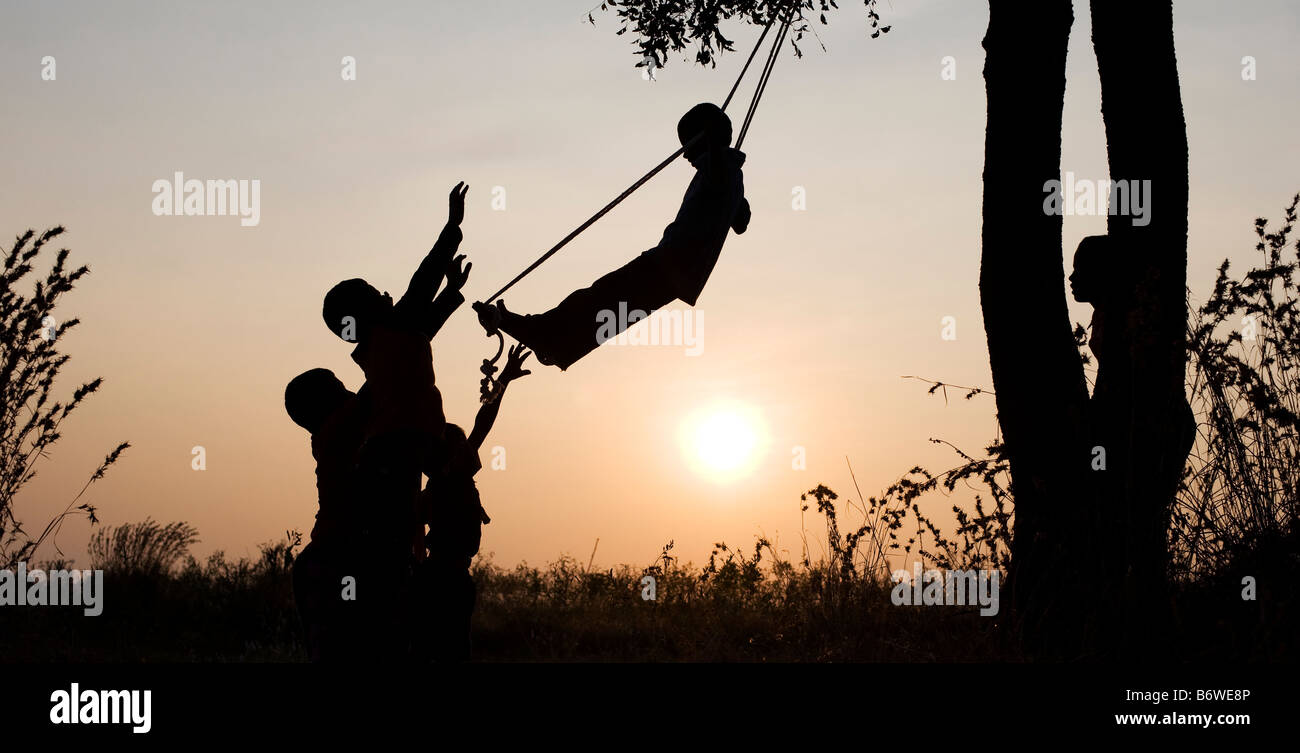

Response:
(588, 0), (889, 70)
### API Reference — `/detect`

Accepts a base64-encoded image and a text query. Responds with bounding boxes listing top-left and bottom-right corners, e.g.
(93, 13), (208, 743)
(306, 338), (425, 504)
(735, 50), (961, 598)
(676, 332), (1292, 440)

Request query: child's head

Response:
(284, 368), (353, 433)
(678, 103), (732, 164)
(440, 423), (482, 477)
(1069, 235), (1114, 304)
(322, 278), (391, 342)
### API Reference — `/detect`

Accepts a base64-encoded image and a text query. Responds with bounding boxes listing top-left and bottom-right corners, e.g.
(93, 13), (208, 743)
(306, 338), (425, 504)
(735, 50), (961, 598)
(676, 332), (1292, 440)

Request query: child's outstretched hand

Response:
(446, 254), (472, 292)
(448, 181), (469, 227)
(499, 344), (533, 384)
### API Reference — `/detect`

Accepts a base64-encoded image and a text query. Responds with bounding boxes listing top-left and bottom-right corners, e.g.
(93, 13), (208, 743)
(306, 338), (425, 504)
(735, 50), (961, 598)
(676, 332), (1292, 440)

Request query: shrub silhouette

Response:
(89, 518), (200, 576)
(0, 227), (128, 568)
(1175, 194), (1300, 580)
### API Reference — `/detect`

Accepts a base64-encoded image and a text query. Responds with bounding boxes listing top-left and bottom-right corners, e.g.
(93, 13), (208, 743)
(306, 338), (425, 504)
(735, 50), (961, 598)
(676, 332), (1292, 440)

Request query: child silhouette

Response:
(414, 344), (533, 663)
(323, 182), (471, 455)
(321, 183), (472, 567)
(475, 104), (749, 370)
(285, 368), (410, 662)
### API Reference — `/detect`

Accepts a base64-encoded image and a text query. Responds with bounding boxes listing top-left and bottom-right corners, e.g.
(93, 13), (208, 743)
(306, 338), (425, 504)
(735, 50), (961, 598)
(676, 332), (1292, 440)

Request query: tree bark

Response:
(980, 0), (1092, 655)
(1089, 0), (1191, 657)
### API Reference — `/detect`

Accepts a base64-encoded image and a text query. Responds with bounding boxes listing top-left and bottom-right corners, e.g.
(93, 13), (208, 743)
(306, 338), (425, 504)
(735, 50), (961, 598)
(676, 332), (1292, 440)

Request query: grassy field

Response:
(1, 520), (1002, 662)
(0, 500), (1287, 663)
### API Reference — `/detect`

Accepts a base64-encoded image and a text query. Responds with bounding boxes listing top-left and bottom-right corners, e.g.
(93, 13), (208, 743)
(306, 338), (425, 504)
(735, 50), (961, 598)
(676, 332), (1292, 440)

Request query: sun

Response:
(681, 403), (767, 481)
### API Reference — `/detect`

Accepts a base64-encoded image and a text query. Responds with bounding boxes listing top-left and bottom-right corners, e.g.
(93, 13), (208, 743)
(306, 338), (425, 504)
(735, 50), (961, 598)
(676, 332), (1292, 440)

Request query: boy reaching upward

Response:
(320, 183), (472, 561)
(415, 344), (533, 663)
(322, 182), (471, 453)
(474, 104), (750, 370)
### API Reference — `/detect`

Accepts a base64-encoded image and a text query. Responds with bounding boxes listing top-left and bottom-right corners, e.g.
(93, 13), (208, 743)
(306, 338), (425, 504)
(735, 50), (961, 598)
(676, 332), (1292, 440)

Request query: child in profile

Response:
(475, 104), (749, 370)
(321, 183), (472, 560)
(415, 344), (533, 662)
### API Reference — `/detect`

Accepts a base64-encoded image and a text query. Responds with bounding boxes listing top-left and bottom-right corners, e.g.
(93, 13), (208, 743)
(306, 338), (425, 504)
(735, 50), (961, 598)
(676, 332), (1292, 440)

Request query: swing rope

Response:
(736, 10), (791, 150)
(720, 8), (781, 112)
(482, 10), (790, 307)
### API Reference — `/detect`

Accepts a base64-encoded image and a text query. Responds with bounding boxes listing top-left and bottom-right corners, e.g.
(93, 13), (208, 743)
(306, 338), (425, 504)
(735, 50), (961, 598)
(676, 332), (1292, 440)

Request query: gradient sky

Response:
(2, 0), (1297, 571)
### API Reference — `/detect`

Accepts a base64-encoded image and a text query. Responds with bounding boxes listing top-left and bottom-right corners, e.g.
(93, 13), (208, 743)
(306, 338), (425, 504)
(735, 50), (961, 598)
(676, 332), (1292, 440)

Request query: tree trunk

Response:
(1089, 0), (1191, 657)
(980, 0), (1092, 656)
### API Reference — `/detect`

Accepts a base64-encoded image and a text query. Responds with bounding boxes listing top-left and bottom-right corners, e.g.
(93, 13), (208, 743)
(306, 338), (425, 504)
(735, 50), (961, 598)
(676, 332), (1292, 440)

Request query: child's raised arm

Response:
(424, 254), (471, 339)
(469, 345), (531, 451)
(397, 182), (468, 315)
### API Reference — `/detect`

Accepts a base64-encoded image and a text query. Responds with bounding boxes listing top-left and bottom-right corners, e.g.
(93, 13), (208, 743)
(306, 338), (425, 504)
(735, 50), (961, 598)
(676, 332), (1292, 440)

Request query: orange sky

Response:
(3, 0), (1297, 570)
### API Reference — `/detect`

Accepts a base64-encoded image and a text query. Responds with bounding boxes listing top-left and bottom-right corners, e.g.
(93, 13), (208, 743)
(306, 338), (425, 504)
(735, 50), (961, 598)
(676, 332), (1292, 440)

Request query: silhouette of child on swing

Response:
(474, 104), (750, 370)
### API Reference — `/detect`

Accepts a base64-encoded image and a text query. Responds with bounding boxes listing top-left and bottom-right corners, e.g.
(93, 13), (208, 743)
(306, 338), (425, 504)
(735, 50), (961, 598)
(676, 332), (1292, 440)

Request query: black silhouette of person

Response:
(322, 182), (471, 506)
(1069, 235), (1120, 378)
(287, 184), (474, 661)
(474, 104), (750, 370)
(1070, 234), (1196, 619)
(412, 344), (533, 663)
(1069, 234), (1194, 448)
(285, 369), (408, 661)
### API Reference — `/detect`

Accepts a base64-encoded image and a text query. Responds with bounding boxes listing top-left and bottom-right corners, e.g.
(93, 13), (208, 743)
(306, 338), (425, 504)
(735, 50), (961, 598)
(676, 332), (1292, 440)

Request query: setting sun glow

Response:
(681, 404), (767, 482)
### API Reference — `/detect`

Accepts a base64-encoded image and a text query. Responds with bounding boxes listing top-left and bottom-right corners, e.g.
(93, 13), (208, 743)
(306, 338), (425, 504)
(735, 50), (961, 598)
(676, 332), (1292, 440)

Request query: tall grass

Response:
(470, 483), (1009, 662)
(1, 521), (305, 661)
(1174, 194), (1300, 581)
(893, 196), (1300, 588)
(89, 518), (199, 576)
(0, 227), (129, 569)
(3, 499), (1012, 662)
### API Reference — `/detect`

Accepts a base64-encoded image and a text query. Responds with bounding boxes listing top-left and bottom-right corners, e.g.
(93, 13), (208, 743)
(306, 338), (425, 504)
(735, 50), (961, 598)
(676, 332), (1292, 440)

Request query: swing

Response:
(478, 9), (794, 404)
